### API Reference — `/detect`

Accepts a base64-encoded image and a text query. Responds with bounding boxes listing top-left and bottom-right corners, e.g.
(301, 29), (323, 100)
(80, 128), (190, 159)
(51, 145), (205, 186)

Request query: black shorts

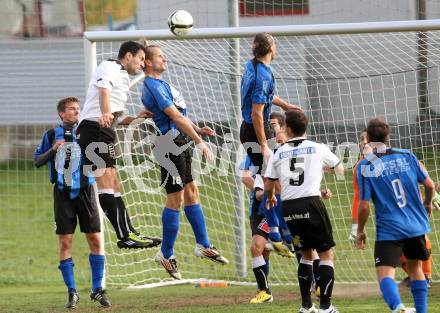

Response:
(374, 235), (430, 267)
(249, 198), (269, 239)
(77, 120), (116, 169)
(53, 184), (101, 235)
(239, 121), (275, 175)
(157, 134), (194, 194)
(282, 196), (335, 253)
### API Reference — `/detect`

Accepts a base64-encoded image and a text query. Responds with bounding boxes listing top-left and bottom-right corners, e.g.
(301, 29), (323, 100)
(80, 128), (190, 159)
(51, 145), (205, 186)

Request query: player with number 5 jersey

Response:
(264, 109), (344, 313)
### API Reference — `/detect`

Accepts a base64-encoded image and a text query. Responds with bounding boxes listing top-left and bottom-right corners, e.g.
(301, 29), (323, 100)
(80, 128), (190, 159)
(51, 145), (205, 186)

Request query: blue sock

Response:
(89, 254), (105, 292)
(263, 194), (281, 242)
(263, 258), (270, 277)
(161, 208), (180, 258)
(281, 226), (293, 244)
(380, 276), (402, 310)
(411, 280), (428, 313)
(184, 204), (210, 248)
(58, 258), (76, 292)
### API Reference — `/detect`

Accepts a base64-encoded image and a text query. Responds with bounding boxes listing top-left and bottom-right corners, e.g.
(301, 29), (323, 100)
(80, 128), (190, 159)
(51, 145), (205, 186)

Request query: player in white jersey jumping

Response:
(77, 41), (161, 250)
(265, 109), (344, 313)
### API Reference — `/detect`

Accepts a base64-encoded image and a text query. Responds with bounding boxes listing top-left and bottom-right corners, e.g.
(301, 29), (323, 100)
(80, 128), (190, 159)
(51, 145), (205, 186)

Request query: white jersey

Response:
(264, 137), (340, 201)
(80, 60), (130, 122)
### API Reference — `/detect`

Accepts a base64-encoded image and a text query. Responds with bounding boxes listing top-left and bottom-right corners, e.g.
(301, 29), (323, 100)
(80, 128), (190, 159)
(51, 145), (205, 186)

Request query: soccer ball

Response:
(168, 10), (193, 37)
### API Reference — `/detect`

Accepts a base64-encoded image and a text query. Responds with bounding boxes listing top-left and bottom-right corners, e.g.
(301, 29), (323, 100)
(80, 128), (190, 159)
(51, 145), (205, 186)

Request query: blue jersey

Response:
(239, 155), (265, 216)
(357, 148), (430, 240)
(241, 59), (275, 124)
(34, 125), (94, 199)
(142, 76), (188, 135)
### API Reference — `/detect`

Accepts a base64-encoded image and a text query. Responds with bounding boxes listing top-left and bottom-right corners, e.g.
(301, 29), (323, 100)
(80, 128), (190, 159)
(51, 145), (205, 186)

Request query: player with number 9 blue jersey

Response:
(357, 149), (430, 241)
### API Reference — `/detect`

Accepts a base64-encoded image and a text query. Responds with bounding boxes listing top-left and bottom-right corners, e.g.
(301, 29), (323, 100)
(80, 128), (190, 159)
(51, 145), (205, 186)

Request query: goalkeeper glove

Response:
(432, 192), (440, 210)
(349, 223), (358, 243)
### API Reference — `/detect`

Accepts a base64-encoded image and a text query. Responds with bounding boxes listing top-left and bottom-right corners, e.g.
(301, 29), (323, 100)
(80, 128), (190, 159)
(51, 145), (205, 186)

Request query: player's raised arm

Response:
(272, 96), (302, 112)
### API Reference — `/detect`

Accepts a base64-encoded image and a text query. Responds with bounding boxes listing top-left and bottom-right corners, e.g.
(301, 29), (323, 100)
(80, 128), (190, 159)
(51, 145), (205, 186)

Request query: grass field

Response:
(1, 283), (440, 312)
(1, 150), (440, 312)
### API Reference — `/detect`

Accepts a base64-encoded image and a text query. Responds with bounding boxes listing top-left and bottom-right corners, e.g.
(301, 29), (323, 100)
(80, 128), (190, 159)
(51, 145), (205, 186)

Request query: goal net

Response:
(85, 20), (440, 287)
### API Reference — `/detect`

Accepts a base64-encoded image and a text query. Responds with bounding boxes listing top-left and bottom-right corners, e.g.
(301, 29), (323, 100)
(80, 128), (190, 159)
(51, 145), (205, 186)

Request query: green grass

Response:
(1, 283), (440, 313)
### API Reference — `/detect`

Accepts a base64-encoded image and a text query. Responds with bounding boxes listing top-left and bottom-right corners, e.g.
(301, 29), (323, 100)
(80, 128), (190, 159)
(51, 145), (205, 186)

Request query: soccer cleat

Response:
(318, 305), (339, 313)
(135, 232), (162, 247)
(250, 290), (273, 304)
(117, 232), (156, 249)
(299, 303), (318, 313)
(155, 251), (182, 280)
(392, 304), (416, 313)
(269, 240), (295, 258)
(90, 288), (111, 308)
(65, 291), (79, 309)
(311, 281), (320, 298)
(195, 244), (229, 264)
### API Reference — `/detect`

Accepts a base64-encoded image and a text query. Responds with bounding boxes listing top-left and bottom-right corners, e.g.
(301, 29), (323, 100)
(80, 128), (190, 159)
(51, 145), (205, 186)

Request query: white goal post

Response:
(83, 19), (440, 288)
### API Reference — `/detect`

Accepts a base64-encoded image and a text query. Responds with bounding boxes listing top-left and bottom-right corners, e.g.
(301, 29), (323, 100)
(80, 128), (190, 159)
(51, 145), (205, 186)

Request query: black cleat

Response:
(90, 288), (111, 308)
(65, 291), (79, 309)
(117, 233), (156, 249)
(135, 232), (162, 247)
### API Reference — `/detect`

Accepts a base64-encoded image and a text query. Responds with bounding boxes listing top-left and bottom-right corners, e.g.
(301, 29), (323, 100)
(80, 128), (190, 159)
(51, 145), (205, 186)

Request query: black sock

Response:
(298, 259), (313, 308)
(318, 262), (335, 310)
(313, 258), (320, 287)
(99, 192), (129, 240)
(295, 251), (302, 264)
(252, 256), (270, 293)
(115, 195), (136, 233)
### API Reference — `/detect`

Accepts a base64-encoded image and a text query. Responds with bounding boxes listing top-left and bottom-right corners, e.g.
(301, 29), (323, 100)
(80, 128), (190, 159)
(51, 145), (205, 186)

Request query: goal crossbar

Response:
(84, 19), (440, 42)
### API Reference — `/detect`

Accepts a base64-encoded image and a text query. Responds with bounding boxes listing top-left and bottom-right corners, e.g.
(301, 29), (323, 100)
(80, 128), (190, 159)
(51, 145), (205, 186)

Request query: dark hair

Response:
(144, 44), (161, 61)
(57, 96), (79, 113)
(270, 111), (285, 127)
(118, 41), (145, 60)
(367, 118), (390, 143)
(285, 109), (308, 136)
(252, 32), (275, 58)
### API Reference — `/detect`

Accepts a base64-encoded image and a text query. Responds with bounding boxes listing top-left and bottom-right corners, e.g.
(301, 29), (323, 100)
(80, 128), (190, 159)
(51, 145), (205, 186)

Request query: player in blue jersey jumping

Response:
(240, 32), (301, 176)
(141, 45), (229, 280)
(355, 118), (434, 313)
(34, 97), (110, 309)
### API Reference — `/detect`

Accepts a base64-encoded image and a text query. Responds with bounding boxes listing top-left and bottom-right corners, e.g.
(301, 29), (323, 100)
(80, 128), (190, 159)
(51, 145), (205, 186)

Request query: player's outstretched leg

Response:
(184, 203), (229, 264)
(155, 207), (182, 279)
(115, 193), (162, 249)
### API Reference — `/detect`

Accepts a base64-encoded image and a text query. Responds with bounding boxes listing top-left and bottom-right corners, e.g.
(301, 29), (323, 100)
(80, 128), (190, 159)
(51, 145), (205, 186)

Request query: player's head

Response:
(358, 128), (368, 150)
(57, 97), (80, 124)
(118, 41), (146, 75)
(252, 32), (276, 61)
(270, 111), (285, 134)
(144, 45), (167, 75)
(285, 109), (307, 138)
(276, 129), (287, 146)
(366, 118), (390, 144)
